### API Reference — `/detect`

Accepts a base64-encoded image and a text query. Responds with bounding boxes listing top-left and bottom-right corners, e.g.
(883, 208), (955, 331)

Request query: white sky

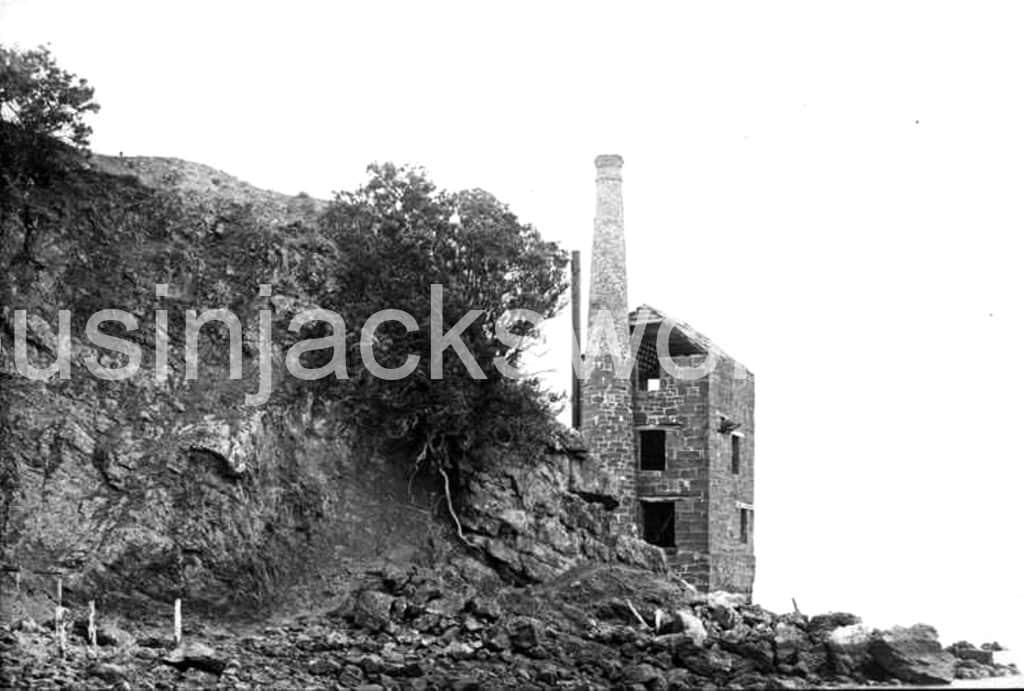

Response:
(3, 0), (1022, 652)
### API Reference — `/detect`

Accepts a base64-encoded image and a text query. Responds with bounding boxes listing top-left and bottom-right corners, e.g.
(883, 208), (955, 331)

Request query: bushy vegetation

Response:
(1, 43), (100, 281)
(317, 163), (568, 524)
(1, 44), (99, 185)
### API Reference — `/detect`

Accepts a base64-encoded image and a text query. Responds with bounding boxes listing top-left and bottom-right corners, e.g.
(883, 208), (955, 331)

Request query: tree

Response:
(1, 44), (100, 274)
(317, 163), (568, 535)
(1, 44), (100, 185)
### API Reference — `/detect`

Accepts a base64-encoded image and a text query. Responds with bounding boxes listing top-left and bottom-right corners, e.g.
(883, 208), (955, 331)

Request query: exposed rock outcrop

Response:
(869, 624), (957, 684)
(1, 154), (343, 610)
(458, 431), (665, 584)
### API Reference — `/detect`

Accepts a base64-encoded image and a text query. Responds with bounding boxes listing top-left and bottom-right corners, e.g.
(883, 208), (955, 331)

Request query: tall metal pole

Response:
(571, 249), (582, 429)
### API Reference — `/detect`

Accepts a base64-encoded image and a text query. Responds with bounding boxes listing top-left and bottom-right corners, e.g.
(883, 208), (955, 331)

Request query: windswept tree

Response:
(1, 44), (100, 273)
(317, 163), (568, 533)
(0, 44), (100, 184)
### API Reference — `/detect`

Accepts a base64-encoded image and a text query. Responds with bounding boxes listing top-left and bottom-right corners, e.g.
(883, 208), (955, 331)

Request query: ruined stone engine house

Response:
(579, 154), (755, 594)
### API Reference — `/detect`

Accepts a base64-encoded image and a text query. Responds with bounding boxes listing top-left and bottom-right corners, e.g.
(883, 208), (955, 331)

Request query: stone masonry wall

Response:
(632, 354), (712, 590)
(707, 357), (756, 594)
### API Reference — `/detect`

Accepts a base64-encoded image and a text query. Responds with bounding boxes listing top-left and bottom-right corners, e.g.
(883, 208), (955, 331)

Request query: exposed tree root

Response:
(438, 464), (471, 548)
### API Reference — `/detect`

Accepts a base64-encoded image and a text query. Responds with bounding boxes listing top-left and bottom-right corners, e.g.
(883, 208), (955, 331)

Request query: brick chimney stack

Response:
(588, 154), (629, 350)
(581, 154), (636, 531)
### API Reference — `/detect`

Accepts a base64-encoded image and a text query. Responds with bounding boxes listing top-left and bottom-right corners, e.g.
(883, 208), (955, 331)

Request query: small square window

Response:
(639, 430), (666, 471)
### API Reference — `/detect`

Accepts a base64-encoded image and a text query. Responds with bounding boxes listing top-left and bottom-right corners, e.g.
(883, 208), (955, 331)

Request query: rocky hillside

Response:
(0, 153), (660, 615)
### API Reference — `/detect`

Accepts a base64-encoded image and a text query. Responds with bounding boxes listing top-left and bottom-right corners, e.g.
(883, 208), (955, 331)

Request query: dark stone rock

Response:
(468, 598), (503, 621)
(710, 603), (740, 630)
(947, 640), (995, 664)
(653, 632), (698, 657)
(677, 646), (734, 679)
(795, 642), (830, 676)
(720, 633), (774, 673)
(728, 671), (771, 689)
(485, 627), (511, 651)
(773, 621), (808, 665)
(351, 590), (396, 632)
(507, 617), (543, 652)
(309, 658), (342, 676)
(665, 667), (701, 690)
(412, 613), (441, 633)
(955, 659), (990, 680)
(536, 664), (560, 685)
(622, 662), (664, 686)
(71, 619), (132, 647)
(87, 662), (128, 683)
(358, 653), (384, 674)
(739, 604), (774, 627)
(825, 623), (874, 678)
(426, 593), (467, 618)
(13, 619), (44, 634)
(807, 612), (860, 635)
(868, 624), (956, 685)
(161, 642), (227, 676)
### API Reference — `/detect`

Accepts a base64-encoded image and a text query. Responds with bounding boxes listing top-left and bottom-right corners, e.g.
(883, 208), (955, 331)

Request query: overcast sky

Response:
(3, 0), (1022, 653)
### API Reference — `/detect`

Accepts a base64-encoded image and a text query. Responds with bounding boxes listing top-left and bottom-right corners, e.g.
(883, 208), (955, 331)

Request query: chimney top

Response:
(595, 154), (624, 169)
(595, 154), (623, 180)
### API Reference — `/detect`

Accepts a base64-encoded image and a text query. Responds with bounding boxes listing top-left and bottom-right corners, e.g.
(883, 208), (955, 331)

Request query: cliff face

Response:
(2, 154), (358, 609)
(0, 154), (661, 612)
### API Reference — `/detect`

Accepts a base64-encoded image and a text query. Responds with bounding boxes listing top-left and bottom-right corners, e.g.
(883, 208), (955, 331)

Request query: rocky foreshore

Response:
(1, 564), (1017, 689)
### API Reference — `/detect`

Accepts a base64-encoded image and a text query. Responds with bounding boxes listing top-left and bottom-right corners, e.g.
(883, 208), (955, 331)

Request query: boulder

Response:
(665, 668), (700, 690)
(807, 612), (860, 635)
(868, 624), (956, 684)
(71, 619), (133, 647)
(653, 632), (697, 656)
(351, 590), (396, 632)
(955, 659), (991, 680)
(947, 640), (994, 665)
(795, 642), (830, 677)
(710, 603), (740, 630)
(87, 662), (128, 683)
(161, 642), (227, 676)
(507, 617), (544, 653)
(674, 609), (707, 646)
(621, 662), (665, 688)
(721, 633), (775, 673)
(826, 623), (874, 678)
(677, 646), (734, 679)
(773, 622), (809, 665)
(707, 591), (748, 609)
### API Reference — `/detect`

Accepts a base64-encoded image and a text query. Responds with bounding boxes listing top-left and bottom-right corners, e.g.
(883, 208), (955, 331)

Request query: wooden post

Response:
(88, 600), (97, 648)
(173, 598), (182, 646)
(55, 605), (65, 658)
(570, 249), (582, 430)
(56, 576), (62, 607)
